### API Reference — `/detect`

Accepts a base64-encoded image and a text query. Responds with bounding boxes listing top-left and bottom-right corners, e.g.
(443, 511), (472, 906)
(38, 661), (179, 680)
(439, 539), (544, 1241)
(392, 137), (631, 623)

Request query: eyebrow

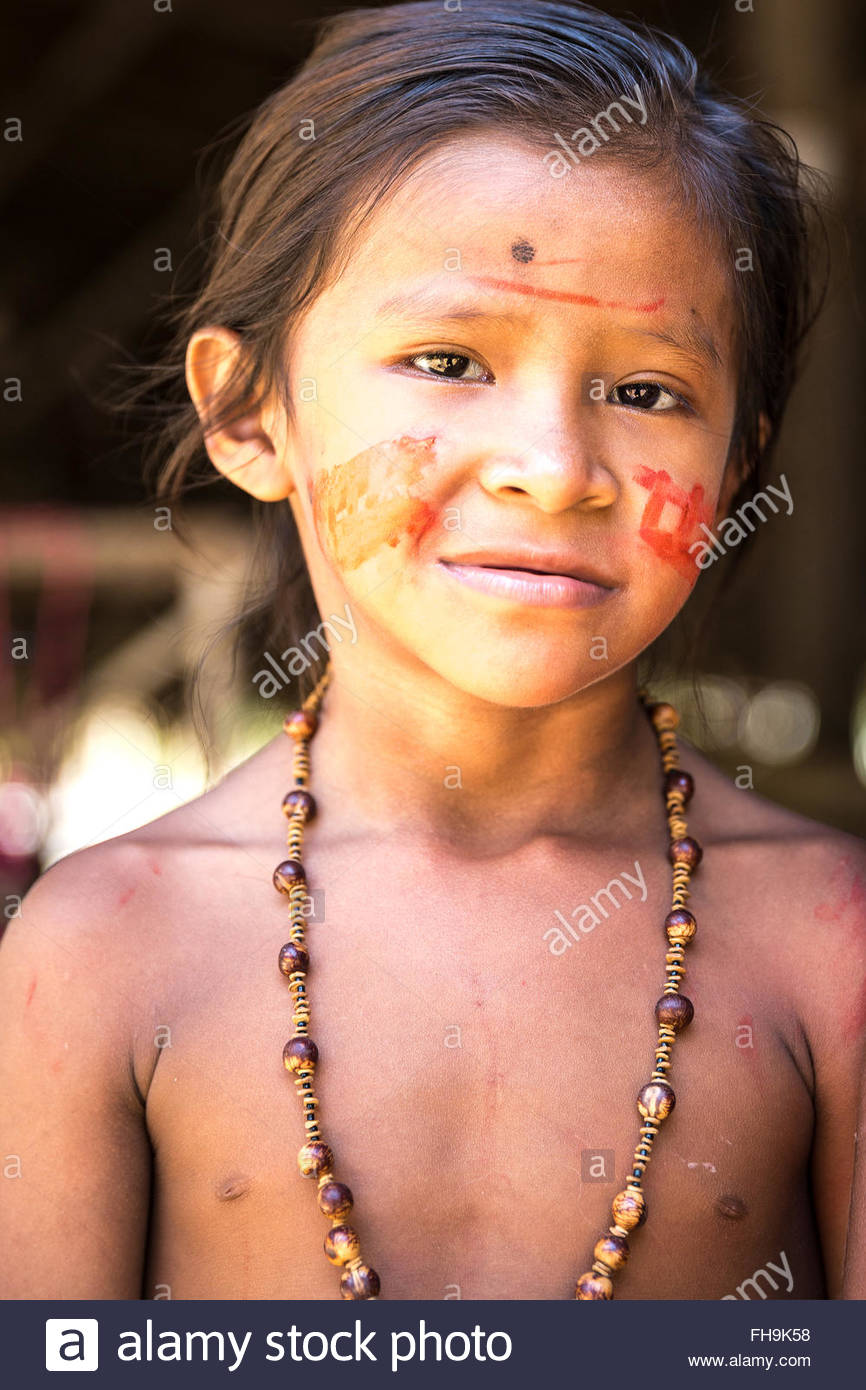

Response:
(374, 285), (724, 370)
(631, 320), (724, 371)
(374, 286), (522, 327)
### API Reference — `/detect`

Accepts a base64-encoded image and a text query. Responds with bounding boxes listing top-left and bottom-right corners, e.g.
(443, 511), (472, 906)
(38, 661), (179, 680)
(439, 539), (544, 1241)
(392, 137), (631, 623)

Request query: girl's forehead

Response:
(341, 136), (730, 311)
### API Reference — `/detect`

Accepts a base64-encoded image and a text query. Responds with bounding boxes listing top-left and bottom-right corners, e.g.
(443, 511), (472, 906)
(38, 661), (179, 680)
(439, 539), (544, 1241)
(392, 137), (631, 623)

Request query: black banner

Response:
(7, 1298), (859, 1386)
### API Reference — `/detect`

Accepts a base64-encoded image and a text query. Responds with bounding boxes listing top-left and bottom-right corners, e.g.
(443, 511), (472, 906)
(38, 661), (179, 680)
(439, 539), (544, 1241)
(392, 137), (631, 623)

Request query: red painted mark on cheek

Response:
(312, 435), (439, 571)
(467, 273), (664, 313)
(117, 887), (135, 907)
(25, 975), (36, 1007)
(632, 465), (714, 580)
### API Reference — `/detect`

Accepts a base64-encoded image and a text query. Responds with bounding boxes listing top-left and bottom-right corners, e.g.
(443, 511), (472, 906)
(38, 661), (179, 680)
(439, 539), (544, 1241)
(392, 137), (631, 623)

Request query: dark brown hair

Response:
(140, 0), (828, 731)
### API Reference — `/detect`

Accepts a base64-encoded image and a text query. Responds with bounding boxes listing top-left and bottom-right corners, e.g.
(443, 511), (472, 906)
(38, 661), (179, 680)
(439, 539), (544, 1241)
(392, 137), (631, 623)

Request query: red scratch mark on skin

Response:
(468, 273), (664, 313)
(845, 983), (866, 1043)
(149, 860), (162, 876)
(312, 434), (439, 571)
(118, 887), (135, 907)
(25, 976), (36, 1007)
(814, 857), (866, 1041)
(632, 464), (714, 580)
(814, 856), (866, 922)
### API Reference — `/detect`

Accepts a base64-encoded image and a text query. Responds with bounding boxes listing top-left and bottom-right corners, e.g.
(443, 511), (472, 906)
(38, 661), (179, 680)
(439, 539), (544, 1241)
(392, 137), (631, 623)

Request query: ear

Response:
(185, 327), (293, 501)
(714, 411), (771, 522)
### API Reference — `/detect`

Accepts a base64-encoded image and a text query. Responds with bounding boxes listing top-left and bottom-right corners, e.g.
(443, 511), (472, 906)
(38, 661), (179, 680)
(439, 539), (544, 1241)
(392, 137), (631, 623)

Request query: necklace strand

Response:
(273, 666), (700, 1300)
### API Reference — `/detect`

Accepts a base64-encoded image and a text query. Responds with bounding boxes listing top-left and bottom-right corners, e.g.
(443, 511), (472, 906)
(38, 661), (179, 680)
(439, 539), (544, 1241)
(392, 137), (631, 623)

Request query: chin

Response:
(422, 649), (627, 710)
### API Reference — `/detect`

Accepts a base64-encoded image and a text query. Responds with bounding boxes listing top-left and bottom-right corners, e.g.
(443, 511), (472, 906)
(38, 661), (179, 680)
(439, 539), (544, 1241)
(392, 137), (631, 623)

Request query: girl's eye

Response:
(399, 351), (491, 383)
(609, 381), (684, 412)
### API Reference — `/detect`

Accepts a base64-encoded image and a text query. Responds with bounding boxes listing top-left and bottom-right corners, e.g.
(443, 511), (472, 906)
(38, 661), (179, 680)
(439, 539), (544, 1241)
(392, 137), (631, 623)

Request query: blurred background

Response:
(1, 0), (865, 918)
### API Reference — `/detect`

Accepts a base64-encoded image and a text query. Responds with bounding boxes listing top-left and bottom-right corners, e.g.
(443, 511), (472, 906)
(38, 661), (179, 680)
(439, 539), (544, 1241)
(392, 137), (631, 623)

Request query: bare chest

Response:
(141, 844), (823, 1301)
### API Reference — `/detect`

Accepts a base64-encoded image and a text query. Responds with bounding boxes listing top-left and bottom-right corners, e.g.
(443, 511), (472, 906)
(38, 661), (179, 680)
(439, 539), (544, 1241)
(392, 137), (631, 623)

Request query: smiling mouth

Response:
(437, 558), (617, 609)
(483, 562), (601, 580)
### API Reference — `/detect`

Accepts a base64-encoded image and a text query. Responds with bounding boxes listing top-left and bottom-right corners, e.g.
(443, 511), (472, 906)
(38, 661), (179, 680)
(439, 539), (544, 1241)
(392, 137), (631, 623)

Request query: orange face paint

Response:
(312, 434), (439, 572)
(632, 464), (715, 580)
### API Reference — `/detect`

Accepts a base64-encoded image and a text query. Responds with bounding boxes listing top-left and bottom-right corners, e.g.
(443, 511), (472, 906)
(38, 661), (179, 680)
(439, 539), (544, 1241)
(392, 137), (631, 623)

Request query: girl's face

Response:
(283, 135), (740, 706)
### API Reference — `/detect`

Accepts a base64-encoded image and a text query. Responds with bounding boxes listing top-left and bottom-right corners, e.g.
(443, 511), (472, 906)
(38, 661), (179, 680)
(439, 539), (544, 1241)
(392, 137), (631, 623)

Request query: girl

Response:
(2, 0), (864, 1302)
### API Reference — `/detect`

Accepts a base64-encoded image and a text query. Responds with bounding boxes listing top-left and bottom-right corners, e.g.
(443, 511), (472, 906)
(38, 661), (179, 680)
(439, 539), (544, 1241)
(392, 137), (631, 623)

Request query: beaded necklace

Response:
(274, 665), (700, 1300)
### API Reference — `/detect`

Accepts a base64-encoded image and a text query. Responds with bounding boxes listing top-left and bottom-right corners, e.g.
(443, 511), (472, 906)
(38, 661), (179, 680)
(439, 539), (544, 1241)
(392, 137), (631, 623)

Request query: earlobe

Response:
(185, 327), (294, 501)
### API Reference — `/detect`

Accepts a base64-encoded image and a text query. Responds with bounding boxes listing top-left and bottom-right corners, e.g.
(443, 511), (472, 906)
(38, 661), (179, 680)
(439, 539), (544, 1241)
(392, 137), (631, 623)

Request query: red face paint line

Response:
(468, 273), (664, 314)
(25, 975), (36, 1007)
(632, 465), (714, 580)
(312, 434), (439, 572)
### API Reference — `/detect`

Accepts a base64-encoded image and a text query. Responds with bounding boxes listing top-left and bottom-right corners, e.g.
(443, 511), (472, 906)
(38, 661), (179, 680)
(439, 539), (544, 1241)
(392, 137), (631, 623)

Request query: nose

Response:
(476, 403), (618, 514)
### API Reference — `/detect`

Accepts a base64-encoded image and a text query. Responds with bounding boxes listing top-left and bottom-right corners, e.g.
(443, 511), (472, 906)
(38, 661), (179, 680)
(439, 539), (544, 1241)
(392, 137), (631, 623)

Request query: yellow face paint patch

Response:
(312, 434), (439, 571)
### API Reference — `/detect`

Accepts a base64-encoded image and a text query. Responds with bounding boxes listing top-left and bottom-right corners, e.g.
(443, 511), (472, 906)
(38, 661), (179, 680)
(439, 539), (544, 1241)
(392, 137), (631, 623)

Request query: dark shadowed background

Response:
(1, 0), (864, 914)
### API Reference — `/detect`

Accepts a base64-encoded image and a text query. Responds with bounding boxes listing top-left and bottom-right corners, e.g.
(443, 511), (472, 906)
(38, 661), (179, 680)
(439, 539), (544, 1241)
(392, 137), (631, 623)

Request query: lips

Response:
(436, 550), (618, 610)
(437, 549), (617, 588)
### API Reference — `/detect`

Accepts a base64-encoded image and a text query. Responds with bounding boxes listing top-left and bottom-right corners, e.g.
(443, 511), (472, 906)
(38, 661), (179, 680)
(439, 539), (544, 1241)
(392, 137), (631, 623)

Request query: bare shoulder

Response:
(684, 739), (866, 1042)
(3, 832), (178, 1103)
(4, 735), (281, 1059)
(685, 736), (866, 912)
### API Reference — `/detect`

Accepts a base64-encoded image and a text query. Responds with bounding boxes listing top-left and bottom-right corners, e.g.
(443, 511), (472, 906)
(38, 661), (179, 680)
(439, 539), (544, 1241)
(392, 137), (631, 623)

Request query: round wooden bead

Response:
(664, 768), (694, 803)
(324, 1224), (361, 1266)
(665, 908), (697, 945)
(668, 837), (702, 869)
(318, 1180), (354, 1220)
(340, 1263), (380, 1299)
(593, 1233), (629, 1271)
(575, 1271), (613, 1300)
(648, 702), (679, 731)
(655, 993), (694, 1031)
(283, 1035), (318, 1072)
(273, 859), (306, 893)
(297, 1140), (334, 1178)
(612, 1188), (647, 1230)
(279, 941), (309, 976)
(282, 788), (317, 821)
(284, 709), (318, 740)
(637, 1081), (676, 1120)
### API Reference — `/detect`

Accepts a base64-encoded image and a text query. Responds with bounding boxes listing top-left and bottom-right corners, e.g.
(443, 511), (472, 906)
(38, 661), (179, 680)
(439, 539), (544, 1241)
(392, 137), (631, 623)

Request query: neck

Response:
(307, 655), (662, 856)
